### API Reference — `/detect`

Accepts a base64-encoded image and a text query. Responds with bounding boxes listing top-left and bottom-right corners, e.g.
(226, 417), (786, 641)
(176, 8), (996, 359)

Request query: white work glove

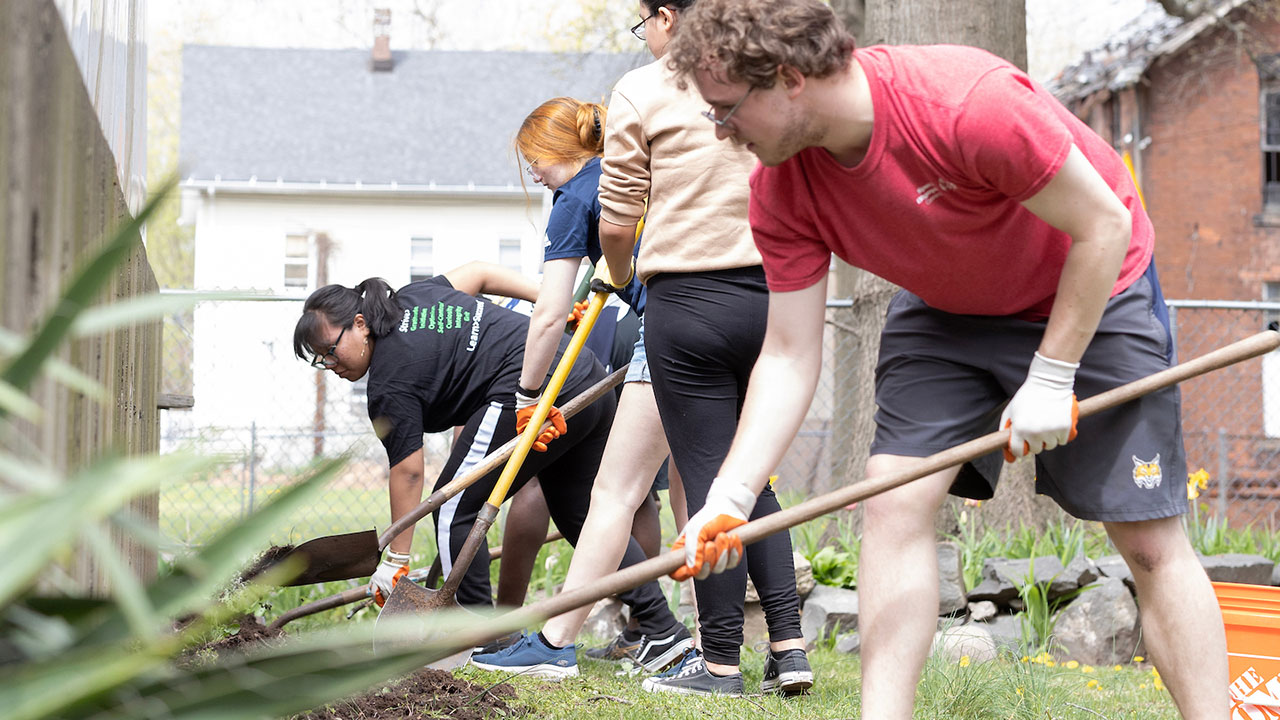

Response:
(1000, 352), (1081, 462)
(370, 549), (411, 607)
(670, 479), (758, 581)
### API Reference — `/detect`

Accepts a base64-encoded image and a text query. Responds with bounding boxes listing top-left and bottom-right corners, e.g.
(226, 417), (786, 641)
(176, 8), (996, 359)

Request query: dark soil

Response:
(295, 668), (523, 720)
(184, 614), (286, 661)
(236, 544), (297, 584)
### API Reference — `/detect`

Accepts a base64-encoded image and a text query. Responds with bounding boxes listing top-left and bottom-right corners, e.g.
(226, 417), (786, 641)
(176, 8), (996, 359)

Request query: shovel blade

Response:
(275, 530), (380, 586)
(372, 581), (473, 670)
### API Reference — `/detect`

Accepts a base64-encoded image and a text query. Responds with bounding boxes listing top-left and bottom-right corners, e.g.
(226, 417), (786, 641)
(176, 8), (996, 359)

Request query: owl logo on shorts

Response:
(1132, 455), (1163, 490)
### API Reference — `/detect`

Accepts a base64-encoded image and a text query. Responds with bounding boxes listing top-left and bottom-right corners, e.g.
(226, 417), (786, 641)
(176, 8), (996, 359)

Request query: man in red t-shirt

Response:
(660, 1), (1227, 718)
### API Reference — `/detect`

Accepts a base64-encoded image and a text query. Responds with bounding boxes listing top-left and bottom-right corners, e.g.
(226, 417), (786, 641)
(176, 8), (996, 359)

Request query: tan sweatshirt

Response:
(598, 58), (762, 284)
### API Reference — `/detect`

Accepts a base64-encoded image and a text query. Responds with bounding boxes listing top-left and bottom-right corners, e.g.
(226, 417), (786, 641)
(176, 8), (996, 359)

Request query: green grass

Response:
(454, 644), (1181, 720)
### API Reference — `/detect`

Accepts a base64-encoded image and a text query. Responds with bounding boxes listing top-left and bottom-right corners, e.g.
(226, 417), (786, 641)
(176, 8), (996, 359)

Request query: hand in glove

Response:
(1000, 352), (1081, 462)
(371, 550), (411, 607)
(515, 388), (567, 452)
(589, 258), (635, 296)
(565, 300), (591, 332)
(670, 480), (758, 581)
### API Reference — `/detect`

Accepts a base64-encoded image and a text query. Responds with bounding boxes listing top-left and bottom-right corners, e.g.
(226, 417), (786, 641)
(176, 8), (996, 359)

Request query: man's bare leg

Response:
(858, 455), (959, 720)
(1105, 517), (1228, 719)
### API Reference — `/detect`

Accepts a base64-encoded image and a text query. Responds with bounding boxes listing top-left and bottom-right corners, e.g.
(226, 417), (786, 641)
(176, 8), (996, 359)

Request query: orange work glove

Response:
(371, 554), (410, 607)
(515, 389), (567, 452)
(565, 299), (590, 332)
(669, 480), (758, 581)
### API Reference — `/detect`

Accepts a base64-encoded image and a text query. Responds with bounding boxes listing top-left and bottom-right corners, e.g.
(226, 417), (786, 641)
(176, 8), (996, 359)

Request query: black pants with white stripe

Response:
(645, 267), (805, 666)
(432, 361), (676, 635)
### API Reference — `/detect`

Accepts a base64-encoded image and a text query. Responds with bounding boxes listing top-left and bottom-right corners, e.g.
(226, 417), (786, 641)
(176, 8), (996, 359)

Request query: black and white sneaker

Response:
(583, 629), (643, 663)
(634, 623), (695, 673)
(761, 648), (814, 695)
(641, 648), (744, 697)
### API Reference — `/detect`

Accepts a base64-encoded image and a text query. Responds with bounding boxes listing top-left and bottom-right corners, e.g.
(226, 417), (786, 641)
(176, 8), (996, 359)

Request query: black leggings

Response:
(432, 363), (675, 636)
(645, 267), (803, 665)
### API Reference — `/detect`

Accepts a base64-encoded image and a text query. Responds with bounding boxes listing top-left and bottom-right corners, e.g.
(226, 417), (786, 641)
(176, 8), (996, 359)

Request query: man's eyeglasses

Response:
(701, 87), (754, 127)
(309, 324), (347, 368)
(630, 12), (654, 40)
(523, 157), (540, 178)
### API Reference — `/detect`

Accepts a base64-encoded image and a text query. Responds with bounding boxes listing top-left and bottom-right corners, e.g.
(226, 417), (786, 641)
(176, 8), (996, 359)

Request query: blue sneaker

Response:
(470, 631), (579, 679)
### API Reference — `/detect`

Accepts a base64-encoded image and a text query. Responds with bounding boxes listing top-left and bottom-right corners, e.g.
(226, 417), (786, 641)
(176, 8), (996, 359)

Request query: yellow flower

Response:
(1186, 469), (1209, 500)
(1113, 665), (1123, 672)
(1065, 660), (1079, 669)
(1154, 676), (1165, 691)
(964, 498), (983, 507)
(1045, 660), (1057, 667)
(1087, 679), (1101, 689)
(1133, 656), (1145, 663)
(1082, 665), (1095, 674)
(1021, 656), (1030, 663)
(1015, 687), (1025, 697)
(959, 655), (971, 667)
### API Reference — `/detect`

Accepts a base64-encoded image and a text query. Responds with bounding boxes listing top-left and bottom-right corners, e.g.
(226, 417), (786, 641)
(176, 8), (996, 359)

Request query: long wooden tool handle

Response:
(502, 330), (1280, 629)
(376, 366), (624, 548)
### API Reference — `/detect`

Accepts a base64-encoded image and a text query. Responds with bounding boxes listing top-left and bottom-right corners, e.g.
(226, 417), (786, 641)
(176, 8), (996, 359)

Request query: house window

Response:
(410, 237), (433, 282)
(284, 233), (310, 289)
(1258, 55), (1280, 210)
(499, 238), (522, 271)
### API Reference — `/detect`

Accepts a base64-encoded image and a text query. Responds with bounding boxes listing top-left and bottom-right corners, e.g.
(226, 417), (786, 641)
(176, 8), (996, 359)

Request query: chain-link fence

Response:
(158, 295), (1280, 548)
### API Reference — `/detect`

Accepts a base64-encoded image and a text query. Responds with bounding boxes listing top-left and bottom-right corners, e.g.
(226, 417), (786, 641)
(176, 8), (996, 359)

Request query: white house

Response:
(175, 42), (644, 473)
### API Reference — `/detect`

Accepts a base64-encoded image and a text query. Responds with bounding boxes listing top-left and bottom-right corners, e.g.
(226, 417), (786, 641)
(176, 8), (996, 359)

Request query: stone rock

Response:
(968, 600), (998, 622)
(937, 542), (968, 615)
(1063, 554), (1100, 587)
(932, 625), (998, 664)
(1199, 554), (1276, 586)
(979, 613), (1024, 651)
(582, 597), (626, 640)
(968, 556), (1074, 604)
(746, 552), (817, 602)
(1054, 577), (1141, 666)
(1094, 554), (1136, 593)
(801, 584), (859, 646)
(835, 631), (861, 654)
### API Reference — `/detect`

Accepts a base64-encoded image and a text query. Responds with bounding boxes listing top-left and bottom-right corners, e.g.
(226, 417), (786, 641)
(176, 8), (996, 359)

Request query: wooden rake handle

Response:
(500, 330), (1280, 630)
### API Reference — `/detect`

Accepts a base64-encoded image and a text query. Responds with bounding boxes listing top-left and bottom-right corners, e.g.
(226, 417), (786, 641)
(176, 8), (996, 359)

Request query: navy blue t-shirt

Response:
(365, 276), (599, 467)
(545, 157), (646, 313)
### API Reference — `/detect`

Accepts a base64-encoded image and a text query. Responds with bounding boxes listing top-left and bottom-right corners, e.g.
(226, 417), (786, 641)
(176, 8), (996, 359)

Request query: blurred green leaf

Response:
(0, 328), (107, 403)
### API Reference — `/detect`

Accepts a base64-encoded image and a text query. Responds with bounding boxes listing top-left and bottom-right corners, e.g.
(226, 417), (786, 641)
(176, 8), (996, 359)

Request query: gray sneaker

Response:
(761, 648), (814, 695)
(634, 624), (695, 673)
(583, 630), (643, 663)
(641, 649), (744, 697)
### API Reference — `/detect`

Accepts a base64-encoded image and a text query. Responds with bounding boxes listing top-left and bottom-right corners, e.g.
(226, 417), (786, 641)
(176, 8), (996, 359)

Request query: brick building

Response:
(1050, 0), (1280, 523)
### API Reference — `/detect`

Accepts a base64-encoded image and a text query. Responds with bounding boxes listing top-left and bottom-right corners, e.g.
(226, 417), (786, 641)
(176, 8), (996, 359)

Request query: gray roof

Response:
(1047, 0), (1251, 106)
(180, 45), (647, 187)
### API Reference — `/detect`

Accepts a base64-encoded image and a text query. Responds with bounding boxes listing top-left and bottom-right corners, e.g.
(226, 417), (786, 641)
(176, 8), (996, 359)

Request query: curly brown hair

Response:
(664, 0), (856, 89)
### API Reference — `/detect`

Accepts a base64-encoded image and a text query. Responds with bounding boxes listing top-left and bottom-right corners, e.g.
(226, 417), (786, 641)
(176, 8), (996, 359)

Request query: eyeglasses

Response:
(630, 12), (654, 40)
(700, 87), (754, 127)
(309, 324), (347, 368)
(523, 157), (540, 178)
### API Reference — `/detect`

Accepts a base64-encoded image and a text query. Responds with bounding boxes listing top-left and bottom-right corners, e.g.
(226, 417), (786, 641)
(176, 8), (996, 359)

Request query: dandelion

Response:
(959, 655), (971, 667)
(1015, 687), (1025, 697)
(1113, 665), (1123, 671)
(1065, 660), (1079, 669)
(1045, 659), (1057, 667)
(1021, 656), (1030, 663)
(1087, 679), (1101, 690)
(1133, 656), (1145, 663)
(1082, 665), (1095, 674)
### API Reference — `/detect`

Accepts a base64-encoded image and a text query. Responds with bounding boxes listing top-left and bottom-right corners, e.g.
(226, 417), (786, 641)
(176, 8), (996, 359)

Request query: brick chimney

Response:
(371, 8), (393, 72)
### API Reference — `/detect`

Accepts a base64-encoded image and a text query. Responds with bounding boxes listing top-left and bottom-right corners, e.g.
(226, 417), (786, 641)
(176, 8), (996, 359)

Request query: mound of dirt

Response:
(236, 544), (296, 584)
(185, 614), (286, 660)
(296, 669), (523, 720)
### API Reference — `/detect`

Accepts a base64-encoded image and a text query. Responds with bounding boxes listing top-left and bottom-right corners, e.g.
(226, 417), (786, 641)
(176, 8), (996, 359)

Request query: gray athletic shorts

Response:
(870, 264), (1188, 523)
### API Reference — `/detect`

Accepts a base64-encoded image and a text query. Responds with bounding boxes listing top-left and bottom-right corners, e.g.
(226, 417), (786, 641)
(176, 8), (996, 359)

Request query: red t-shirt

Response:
(749, 45), (1153, 319)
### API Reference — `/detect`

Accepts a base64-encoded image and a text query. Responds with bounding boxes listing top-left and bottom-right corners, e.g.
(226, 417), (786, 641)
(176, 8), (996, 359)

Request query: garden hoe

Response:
(250, 367), (621, 587)
(374, 266), (618, 668)
(415, 329), (1280, 665)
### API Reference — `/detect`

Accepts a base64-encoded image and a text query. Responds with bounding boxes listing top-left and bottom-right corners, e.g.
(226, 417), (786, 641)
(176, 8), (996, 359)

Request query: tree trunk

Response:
(834, 0), (1065, 537)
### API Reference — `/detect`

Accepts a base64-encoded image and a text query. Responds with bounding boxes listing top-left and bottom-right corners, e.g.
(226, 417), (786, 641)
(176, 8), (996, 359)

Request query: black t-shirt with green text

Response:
(366, 276), (598, 467)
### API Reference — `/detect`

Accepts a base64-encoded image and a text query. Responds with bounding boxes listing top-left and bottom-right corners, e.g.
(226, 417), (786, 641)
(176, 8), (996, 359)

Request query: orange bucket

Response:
(1214, 581), (1280, 718)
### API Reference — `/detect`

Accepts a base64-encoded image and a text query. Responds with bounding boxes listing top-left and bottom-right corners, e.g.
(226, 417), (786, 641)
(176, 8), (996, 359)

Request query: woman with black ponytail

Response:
(292, 262), (674, 652)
